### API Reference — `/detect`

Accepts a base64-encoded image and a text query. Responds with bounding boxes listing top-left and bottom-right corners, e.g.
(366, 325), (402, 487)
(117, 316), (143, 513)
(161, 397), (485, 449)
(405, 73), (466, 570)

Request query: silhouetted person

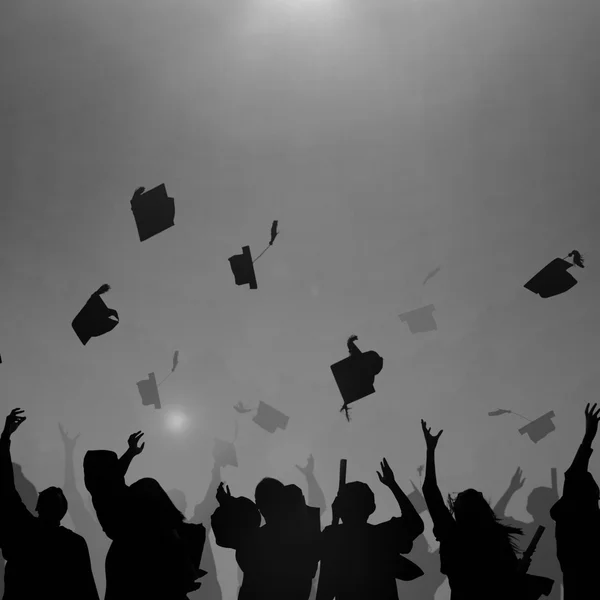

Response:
(212, 478), (321, 600)
(550, 403), (600, 600)
(59, 423), (110, 598)
(0, 409), (99, 599)
(295, 455), (327, 600)
(316, 458), (425, 600)
(494, 467), (562, 599)
(84, 431), (206, 599)
(420, 420), (527, 600)
(0, 462), (38, 599)
(168, 464), (223, 600)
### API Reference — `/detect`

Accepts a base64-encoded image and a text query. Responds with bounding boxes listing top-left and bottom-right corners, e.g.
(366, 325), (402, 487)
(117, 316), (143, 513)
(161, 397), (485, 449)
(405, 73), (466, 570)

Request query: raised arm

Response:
(566, 403), (600, 477)
(493, 467), (526, 517)
(377, 458), (425, 540)
(420, 420), (454, 536)
(118, 431), (145, 478)
(0, 409), (35, 528)
(192, 462), (222, 526)
(296, 455), (327, 518)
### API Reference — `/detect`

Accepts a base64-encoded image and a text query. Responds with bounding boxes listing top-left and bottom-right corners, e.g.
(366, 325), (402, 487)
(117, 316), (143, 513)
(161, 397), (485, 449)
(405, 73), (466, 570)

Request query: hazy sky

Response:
(3, 0), (600, 597)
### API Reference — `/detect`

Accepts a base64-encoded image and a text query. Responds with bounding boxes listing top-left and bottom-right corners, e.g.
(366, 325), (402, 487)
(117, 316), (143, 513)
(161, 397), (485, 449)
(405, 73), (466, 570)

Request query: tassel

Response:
(347, 335), (360, 356)
(94, 284), (111, 296)
(568, 250), (585, 268)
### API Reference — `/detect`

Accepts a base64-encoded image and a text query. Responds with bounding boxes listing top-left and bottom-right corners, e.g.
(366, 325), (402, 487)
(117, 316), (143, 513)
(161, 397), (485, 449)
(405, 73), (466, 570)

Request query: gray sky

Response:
(3, 0), (600, 597)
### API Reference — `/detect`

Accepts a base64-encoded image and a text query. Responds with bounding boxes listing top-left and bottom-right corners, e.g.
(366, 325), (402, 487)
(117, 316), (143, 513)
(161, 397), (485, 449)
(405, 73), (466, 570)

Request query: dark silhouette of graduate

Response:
(0, 462), (39, 599)
(398, 531), (446, 600)
(316, 458), (425, 600)
(550, 403), (600, 600)
(0, 409), (99, 599)
(59, 424), (110, 598)
(420, 420), (527, 600)
(84, 431), (206, 599)
(494, 467), (562, 600)
(212, 478), (321, 600)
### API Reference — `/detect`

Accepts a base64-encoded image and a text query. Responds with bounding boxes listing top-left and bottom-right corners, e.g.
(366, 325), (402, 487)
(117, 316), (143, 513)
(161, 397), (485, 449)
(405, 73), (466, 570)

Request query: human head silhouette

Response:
(526, 487), (557, 521)
(334, 481), (376, 524)
(36, 487), (68, 524)
(449, 489), (495, 526)
(83, 450), (121, 494)
(167, 488), (188, 516)
(130, 478), (185, 528)
(254, 477), (285, 523)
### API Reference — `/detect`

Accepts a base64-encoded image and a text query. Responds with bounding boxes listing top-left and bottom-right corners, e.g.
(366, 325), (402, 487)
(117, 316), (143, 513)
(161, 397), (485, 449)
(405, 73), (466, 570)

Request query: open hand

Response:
(216, 482), (232, 505)
(58, 423), (80, 450)
(295, 454), (315, 477)
(377, 457), (396, 488)
(509, 467), (526, 492)
(127, 431), (145, 456)
(2, 409), (26, 439)
(421, 420), (443, 450)
(584, 403), (600, 443)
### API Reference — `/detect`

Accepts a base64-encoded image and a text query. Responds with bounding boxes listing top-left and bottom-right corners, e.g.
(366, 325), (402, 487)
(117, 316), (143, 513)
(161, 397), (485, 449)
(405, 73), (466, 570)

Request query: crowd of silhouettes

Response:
(2, 403), (600, 599)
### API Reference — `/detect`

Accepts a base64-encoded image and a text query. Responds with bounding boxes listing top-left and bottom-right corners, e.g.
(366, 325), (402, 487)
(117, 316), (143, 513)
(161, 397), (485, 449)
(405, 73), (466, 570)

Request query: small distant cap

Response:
(252, 401), (289, 433)
(137, 372), (161, 409)
(213, 438), (238, 468)
(399, 305), (437, 334)
(228, 246), (258, 290)
(131, 185), (175, 242)
(524, 255), (583, 298)
(407, 481), (428, 514)
(72, 284), (119, 346)
(518, 411), (556, 443)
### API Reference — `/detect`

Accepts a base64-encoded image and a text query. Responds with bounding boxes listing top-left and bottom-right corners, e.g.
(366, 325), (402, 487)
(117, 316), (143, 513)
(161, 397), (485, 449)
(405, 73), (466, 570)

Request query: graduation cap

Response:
(137, 372), (161, 409)
(399, 305), (437, 334)
(519, 411), (556, 444)
(407, 480), (428, 514)
(331, 336), (384, 421)
(213, 438), (238, 468)
(130, 185), (175, 242)
(72, 284), (119, 345)
(524, 251), (585, 298)
(228, 246), (257, 290)
(228, 221), (280, 290)
(252, 401), (289, 433)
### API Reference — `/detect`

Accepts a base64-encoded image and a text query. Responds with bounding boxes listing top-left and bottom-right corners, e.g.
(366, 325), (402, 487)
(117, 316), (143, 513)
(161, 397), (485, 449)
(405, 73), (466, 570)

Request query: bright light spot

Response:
(164, 408), (190, 434)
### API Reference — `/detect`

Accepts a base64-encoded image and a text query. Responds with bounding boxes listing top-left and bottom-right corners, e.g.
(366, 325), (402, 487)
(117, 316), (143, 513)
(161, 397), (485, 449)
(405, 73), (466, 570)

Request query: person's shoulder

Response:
(59, 526), (88, 545)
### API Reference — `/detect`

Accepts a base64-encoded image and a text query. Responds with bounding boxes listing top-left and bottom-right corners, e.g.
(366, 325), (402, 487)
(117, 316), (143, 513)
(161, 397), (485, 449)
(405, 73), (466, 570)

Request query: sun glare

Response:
(165, 408), (190, 434)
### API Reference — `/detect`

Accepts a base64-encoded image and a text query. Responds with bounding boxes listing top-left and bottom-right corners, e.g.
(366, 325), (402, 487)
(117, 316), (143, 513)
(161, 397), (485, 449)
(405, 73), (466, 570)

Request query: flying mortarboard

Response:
(137, 372), (161, 409)
(213, 438), (238, 468)
(331, 336), (384, 421)
(130, 185), (175, 242)
(252, 401), (289, 433)
(524, 251), (585, 298)
(228, 246), (258, 290)
(407, 480), (427, 514)
(399, 305), (437, 334)
(72, 284), (119, 345)
(519, 411), (556, 444)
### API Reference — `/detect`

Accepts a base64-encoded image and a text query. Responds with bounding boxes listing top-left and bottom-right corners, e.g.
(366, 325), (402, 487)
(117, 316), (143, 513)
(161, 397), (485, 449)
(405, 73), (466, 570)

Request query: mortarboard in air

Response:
(130, 185), (175, 242)
(229, 246), (258, 290)
(399, 305), (437, 334)
(252, 401), (289, 433)
(213, 438), (238, 468)
(137, 372), (161, 409)
(407, 480), (427, 514)
(519, 411), (556, 443)
(524, 250), (585, 298)
(331, 335), (384, 421)
(72, 284), (119, 345)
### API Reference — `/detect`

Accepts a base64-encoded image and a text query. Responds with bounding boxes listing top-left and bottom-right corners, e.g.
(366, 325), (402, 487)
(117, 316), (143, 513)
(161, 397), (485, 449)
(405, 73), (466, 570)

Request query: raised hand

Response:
(216, 482), (232, 505)
(127, 431), (145, 456)
(376, 458), (396, 488)
(295, 454), (315, 477)
(58, 423), (80, 451)
(421, 420), (443, 450)
(2, 408), (26, 439)
(509, 467), (526, 492)
(584, 403), (600, 443)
